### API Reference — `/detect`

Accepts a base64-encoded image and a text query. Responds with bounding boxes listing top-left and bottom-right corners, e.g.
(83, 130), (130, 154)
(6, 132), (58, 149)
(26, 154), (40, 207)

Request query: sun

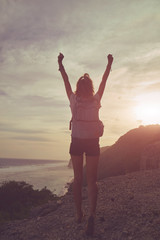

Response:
(134, 103), (160, 125)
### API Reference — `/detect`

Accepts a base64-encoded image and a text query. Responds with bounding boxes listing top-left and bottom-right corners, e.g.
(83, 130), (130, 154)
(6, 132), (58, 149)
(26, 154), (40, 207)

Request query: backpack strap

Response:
(69, 117), (73, 130)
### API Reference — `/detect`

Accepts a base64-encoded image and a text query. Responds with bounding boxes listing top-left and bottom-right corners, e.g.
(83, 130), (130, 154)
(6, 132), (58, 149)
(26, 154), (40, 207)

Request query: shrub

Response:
(0, 180), (59, 222)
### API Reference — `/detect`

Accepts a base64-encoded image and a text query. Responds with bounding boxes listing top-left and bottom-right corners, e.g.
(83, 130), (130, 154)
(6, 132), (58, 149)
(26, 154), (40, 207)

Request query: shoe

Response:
(85, 215), (94, 236)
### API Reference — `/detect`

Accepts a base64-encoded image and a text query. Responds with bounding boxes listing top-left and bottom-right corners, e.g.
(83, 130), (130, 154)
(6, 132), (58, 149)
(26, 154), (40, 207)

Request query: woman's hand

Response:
(58, 53), (64, 64)
(107, 54), (113, 65)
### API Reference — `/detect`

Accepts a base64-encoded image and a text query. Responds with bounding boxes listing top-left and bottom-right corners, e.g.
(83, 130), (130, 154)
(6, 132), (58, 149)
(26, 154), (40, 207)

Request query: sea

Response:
(0, 158), (73, 196)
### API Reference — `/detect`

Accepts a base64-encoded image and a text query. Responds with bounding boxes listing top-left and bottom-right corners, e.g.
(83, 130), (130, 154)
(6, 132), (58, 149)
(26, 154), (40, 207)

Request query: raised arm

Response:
(97, 54), (113, 99)
(58, 53), (73, 99)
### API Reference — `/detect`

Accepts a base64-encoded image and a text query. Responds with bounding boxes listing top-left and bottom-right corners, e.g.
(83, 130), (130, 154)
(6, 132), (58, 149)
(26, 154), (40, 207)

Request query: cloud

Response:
(0, 0), (58, 42)
(1, 0), (159, 80)
(125, 49), (160, 75)
(0, 89), (7, 96)
(0, 122), (49, 134)
(21, 95), (67, 108)
(0, 122), (55, 143)
(12, 136), (54, 142)
(0, 0), (66, 66)
(144, 82), (160, 93)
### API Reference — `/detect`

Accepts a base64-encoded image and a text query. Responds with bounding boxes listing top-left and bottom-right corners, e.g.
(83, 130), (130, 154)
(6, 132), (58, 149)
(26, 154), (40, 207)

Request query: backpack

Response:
(69, 95), (104, 138)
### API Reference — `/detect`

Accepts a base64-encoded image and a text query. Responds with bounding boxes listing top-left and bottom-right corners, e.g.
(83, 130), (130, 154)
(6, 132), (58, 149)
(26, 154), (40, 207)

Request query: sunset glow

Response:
(135, 103), (160, 125)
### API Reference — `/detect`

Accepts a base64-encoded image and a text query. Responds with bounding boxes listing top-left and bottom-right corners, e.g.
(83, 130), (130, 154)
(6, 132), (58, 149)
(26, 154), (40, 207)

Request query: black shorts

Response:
(69, 137), (100, 156)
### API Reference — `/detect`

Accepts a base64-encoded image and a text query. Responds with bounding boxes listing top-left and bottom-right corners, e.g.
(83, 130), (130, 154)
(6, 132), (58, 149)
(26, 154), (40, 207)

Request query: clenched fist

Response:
(107, 54), (113, 65)
(58, 53), (64, 64)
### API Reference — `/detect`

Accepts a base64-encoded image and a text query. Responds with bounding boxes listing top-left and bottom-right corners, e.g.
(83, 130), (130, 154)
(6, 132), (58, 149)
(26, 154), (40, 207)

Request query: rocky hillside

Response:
(1, 169), (160, 240)
(140, 141), (160, 170)
(98, 125), (160, 180)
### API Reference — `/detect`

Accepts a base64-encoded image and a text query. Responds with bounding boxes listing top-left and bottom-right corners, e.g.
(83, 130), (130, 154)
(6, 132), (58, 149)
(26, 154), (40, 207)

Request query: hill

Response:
(1, 169), (160, 240)
(98, 124), (160, 180)
(100, 146), (110, 154)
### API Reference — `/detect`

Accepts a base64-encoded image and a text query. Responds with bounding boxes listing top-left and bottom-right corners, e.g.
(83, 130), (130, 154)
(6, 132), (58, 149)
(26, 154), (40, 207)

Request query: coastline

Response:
(1, 168), (160, 239)
(0, 158), (73, 196)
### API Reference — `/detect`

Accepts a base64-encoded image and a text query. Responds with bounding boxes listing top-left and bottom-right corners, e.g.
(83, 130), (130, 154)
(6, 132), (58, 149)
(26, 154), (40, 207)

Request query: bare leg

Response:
(71, 155), (83, 221)
(86, 156), (99, 217)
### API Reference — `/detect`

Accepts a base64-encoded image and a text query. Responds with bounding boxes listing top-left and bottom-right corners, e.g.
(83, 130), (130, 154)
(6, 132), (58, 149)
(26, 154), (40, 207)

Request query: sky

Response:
(0, 0), (160, 161)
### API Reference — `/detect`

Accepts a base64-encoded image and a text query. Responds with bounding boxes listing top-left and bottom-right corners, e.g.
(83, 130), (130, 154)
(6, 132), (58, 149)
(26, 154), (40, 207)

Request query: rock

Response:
(99, 216), (105, 222)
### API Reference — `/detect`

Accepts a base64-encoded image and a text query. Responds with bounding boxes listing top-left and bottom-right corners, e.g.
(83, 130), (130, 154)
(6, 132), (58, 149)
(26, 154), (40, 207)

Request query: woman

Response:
(58, 53), (113, 236)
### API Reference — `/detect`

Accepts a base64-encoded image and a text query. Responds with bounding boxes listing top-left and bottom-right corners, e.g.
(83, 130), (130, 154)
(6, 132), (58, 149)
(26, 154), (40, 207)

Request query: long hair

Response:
(75, 73), (94, 98)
